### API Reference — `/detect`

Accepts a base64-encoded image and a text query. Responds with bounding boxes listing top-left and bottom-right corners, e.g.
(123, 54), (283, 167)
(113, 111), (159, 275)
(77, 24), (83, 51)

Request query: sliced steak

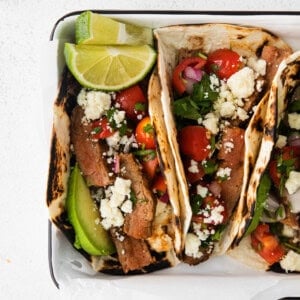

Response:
(110, 228), (154, 273)
(261, 45), (292, 89)
(71, 106), (113, 187)
(218, 127), (245, 216)
(119, 153), (155, 239)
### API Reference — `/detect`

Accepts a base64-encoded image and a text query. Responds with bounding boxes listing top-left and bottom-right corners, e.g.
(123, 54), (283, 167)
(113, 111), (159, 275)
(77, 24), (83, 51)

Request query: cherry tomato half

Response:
(251, 224), (285, 265)
(115, 85), (147, 122)
(179, 126), (211, 161)
(91, 117), (114, 139)
(172, 57), (206, 95)
(135, 116), (156, 149)
(206, 49), (242, 80)
(152, 174), (167, 195)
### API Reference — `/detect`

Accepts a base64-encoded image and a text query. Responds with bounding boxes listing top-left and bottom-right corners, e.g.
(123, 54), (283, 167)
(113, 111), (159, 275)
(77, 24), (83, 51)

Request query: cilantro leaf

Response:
(245, 173), (272, 236)
(173, 97), (202, 120)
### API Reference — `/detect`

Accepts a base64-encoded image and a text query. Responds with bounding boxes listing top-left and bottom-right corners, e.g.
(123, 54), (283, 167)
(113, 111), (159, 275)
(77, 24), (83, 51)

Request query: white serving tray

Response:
(44, 11), (300, 299)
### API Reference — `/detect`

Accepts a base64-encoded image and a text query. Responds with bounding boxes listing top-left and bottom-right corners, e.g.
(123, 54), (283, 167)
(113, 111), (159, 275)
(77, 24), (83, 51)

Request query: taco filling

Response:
(245, 59), (300, 272)
(154, 23), (292, 264)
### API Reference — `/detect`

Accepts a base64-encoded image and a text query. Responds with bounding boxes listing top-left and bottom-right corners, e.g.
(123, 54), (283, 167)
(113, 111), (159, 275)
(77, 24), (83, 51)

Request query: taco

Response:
(229, 51), (300, 273)
(46, 57), (182, 273)
(154, 23), (292, 264)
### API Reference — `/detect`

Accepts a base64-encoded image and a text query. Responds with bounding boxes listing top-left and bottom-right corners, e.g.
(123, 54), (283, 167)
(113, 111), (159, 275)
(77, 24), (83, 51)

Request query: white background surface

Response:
(1, 1), (300, 299)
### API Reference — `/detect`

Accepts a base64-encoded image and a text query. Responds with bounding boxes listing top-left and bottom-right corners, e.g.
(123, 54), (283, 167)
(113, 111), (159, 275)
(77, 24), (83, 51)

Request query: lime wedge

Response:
(64, 43), (156, 91)
(76, 11), (153, 46)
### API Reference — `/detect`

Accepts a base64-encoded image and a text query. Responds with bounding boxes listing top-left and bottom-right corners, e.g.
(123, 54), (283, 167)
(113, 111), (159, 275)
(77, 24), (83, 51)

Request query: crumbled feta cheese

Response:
(113, 177), (131, 196)
(203, 112), (219, 134)
(188, 160), (199, 174)
(209, 74), (220, 89)
(120, 199), (133, 214)
(204, 205), (224, 225)
(256, 79), (264, 92)
(219, 101), (235, 118)
(185, 233), (203, 258)
(196, 185), (208, 198)
(77, 89), (111, 121)
(275, 135), (287, 149)
(216, 167), (231, 179)
(193, 223), (209, 241)
(280, 250), (300, 272)
(106, 131), (121, 149)
(227, 67), (255, 99)
(223, 141), (234, 153)
(285, 171), (300, 195)
(236, 107), (249, 121)
(282, 225), (295, 238)
(112, 110), (126, 127)
(99, 177), (132, 229)
(288, 113), (300, 130)
(247, 57), (267, 76)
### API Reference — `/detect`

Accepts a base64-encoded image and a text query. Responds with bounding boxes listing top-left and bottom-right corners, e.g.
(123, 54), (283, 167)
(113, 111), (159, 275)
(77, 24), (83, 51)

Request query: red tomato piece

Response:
(184, 158), (205, 184)
(152, 174), (167, 195)
(142, 156), (159, 180)
(251, 224), (285, 265)
(135, 116), (156, 149)
(91, 117), (114, 139)
(269, 159), (281, 187)
(206, 49), (243, 80)
(115, 85), (147, 122)
(179, 126), (211, 161)
(172, 57), (206, 95)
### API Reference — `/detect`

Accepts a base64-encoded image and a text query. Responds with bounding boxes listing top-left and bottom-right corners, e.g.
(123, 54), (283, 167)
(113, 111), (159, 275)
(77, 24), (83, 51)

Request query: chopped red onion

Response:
(159, 192), (169, 203)
(183, 66), (203, 81)
(114, 155), (120, 173)
(287, 132), (300, 147)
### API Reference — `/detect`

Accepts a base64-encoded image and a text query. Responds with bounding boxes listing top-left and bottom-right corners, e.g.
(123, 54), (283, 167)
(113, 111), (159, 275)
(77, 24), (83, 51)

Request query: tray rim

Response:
(47, 9), (300, 291)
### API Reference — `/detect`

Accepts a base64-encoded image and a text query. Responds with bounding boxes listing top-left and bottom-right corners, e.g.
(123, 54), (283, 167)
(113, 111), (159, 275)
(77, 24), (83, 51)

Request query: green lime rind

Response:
(66, 164), (115, 256)
(75, 11), (91, 45)
(75, 11), (153, 46)
(64, 43), (157, 91)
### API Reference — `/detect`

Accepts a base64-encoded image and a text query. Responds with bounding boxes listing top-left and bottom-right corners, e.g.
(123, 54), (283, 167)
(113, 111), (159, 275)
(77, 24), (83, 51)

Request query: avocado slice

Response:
(66, 164), (115, 255)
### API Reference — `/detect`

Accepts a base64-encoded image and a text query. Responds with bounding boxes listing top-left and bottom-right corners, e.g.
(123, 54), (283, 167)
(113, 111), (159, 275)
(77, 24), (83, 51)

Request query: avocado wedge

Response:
(66, 164), (115, 255)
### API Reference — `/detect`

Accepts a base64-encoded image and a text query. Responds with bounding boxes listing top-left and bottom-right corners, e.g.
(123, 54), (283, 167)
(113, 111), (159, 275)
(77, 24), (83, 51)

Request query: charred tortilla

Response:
(47, 68), (181, 274)
(229, 51), (300, 273)
(154, 23), (292, 263)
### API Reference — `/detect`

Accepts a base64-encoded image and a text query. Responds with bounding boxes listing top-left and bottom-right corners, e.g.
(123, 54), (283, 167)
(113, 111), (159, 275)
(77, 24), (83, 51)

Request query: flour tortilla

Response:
(229, 51), (300, 271)
(154, 23), (292, 257)
(46, 69), (180, 274)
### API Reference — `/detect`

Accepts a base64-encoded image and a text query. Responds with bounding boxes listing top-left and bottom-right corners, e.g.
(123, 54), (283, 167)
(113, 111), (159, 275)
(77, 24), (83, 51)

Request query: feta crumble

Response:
(77, 89), (111, 121)
(280, 250), (300, 272)
(227, 67), (255, 99)
(285, 171), (300, 195)
(288, 113), (300, 130)
(216, 167), (231, 179)
(203, 112), (219, 134)
(196, 185), (209, 198)
(275, 135), (287, 149)
(188, 160), (199, 173)
(185, 233), (203, 258)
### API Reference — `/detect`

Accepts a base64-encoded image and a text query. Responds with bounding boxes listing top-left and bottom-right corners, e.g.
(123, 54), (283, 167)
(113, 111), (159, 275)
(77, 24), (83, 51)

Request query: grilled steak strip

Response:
(218, 127), (245, 217)
(110, 228), (154, 273)
(70, 106), (113, 187)
(119, 153), (155, 239)
(261, 45), (292, 89)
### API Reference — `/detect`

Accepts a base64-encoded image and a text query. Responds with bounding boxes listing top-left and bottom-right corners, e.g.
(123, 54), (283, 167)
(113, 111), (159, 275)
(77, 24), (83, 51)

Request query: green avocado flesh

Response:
(66, 164), (115, 255)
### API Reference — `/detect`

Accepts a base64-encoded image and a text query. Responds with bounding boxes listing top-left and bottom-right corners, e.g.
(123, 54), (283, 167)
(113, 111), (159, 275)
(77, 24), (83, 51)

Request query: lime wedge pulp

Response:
(64, 43), (157, 91)
(75, 11), (153, 46)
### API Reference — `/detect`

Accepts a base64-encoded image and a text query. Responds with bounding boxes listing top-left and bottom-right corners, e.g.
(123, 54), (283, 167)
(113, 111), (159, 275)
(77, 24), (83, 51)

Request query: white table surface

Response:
(1, 1), (300, 299)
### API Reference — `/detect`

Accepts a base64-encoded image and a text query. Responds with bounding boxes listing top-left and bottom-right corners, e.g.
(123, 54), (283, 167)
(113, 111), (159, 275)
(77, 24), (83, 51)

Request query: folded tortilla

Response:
(46, 69), (181, 274)
(229, 51), (300, 272)
(154, 23), (292, 262)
